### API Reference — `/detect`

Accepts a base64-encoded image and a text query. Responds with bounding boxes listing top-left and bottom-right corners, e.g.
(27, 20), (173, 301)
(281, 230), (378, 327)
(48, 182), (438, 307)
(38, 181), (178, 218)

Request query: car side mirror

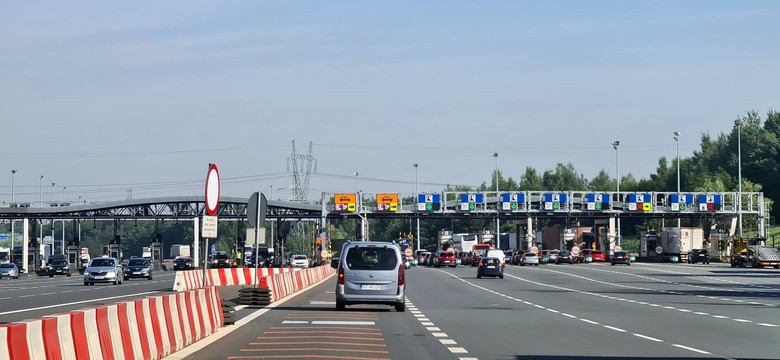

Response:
(330, 259), (339, 269)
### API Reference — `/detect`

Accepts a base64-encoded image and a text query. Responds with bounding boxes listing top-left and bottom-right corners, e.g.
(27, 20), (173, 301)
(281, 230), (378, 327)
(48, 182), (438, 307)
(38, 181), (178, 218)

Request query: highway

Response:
(176, 262), (780, 360)
(3, 262), (779, 359)
(0, 270), (178, 323)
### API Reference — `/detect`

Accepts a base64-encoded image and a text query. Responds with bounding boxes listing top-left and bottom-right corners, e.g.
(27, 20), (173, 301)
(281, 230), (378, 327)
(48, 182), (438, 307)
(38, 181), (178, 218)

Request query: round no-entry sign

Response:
(205, 164), (221, 216)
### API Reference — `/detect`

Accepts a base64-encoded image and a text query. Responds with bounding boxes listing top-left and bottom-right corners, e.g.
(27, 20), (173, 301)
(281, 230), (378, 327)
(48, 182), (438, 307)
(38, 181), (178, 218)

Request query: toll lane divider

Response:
(266, 265), (335, 302)
(172, 267), (297, 292)
(0, 286), (222, 360)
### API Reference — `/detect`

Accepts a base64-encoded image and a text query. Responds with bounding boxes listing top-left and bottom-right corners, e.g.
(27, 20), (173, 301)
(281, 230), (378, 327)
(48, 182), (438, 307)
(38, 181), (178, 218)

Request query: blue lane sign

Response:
(460, 193), (484, 203)
(418, 193), (441, 204)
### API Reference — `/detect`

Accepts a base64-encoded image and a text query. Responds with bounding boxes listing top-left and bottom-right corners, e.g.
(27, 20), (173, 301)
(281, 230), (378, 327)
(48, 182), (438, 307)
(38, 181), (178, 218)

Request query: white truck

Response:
(170, 244), (191, 259)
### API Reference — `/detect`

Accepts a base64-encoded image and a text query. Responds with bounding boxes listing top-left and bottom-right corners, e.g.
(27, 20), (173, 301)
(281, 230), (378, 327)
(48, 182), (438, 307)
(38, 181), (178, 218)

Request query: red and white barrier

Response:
(266, 265), (335, 302)
(0, 287), (222, 360)
(172, 267), (297, 292)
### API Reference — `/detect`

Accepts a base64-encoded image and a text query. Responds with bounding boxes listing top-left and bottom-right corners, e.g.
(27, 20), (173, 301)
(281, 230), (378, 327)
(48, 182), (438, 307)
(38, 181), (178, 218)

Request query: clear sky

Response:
(1, 1), (778, 204)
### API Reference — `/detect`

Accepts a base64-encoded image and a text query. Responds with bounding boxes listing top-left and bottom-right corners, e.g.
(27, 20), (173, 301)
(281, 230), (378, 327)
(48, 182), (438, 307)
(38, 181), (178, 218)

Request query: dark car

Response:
(477, 257), (504, 279)
(511, 250), (526, 265)
(556, 251), (573, 264)
(460, 251), (473, 266)
(688, 249), (710, 264)
(209, 252), (233, 268)
(123, 258), (153, 280)
(48, 259), (72, 277)
(173, 256), (194, 271)
(610, 251), (631, 266)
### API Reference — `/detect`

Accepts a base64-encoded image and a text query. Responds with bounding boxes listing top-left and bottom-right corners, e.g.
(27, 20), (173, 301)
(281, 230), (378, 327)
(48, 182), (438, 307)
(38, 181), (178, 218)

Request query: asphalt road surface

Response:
(174, 262), (780, 360)
(0, 270), (178, 323)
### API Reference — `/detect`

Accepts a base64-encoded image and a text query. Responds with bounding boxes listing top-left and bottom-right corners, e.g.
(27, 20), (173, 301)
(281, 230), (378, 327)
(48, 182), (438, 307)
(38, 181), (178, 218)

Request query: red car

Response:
(582, 249), (606, 262)
(435, 250), (458, 268)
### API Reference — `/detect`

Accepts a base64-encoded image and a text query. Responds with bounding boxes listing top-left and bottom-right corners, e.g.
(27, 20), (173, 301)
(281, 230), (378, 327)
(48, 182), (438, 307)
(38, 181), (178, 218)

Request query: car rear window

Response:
(345, 247), (398, 270)
(91, 259), (115, 267)
(128, 259), (148, 266)
(614, 251), (627, 256)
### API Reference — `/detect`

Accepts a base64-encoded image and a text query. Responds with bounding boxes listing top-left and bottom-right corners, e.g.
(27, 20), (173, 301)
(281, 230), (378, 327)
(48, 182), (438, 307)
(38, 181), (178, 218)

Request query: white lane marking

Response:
(60, 290), (73, 294)
(712, 315), (729, 319)
(427, 327), (441, 331)
(440, 339), (456, 345)
(603, 325), (627, 333)
(449, 347), (468, 354)
(414, 314), (425, 317)
(633, 334), (663, 342)
(561, 313), (577, 319)
(505, 268), (778, 327)
(758, 323), (779, 327)
(41, 292), (55, 296)
(308, 300), (335, 305)
(426, 268), (734, 358)
(281, 320), (309, 324)
(421, 322), (435, 326)
(673, 344), (711, 355)
(570, 264), (780, 303)
(694, 312), (710, 316)
(311, 321), (375, 326)
(733, 319), (752, 323)
(459, 358), (479, 360)
(0, 291), (159, 316)
(419, 317), (430, 322)
(19, 295), (34, 298)
(0, 297), (10, 300)
(676, 309), (692, 313)
(432, 332), (448, 338)
(545, 309), (560, 314)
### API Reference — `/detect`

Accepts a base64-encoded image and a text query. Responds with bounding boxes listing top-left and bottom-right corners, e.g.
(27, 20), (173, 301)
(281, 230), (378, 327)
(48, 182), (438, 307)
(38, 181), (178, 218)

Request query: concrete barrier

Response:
(0, 287), (222, 360)
(172, 267), (296, 292)
(266, 265), (335, 302)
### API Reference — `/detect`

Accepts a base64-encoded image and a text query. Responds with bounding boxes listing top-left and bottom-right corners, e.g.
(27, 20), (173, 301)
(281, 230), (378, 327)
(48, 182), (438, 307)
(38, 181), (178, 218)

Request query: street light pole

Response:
(674, 132), (681, 231)
(413, 163), (420, 251)
(10, 169), (17, 253)
(39, 175), (44, 251)
(612, 141), (621, 246)
(51, 182), (55, 202)
(735, 120), (743, 238)
(492, 153), (500, 247)
(355, 171), (364, 241)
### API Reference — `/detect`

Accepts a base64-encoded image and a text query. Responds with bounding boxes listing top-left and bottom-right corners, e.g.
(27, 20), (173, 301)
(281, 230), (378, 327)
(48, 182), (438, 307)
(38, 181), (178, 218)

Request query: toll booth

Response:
(480, 229), (495, 247)
(150, 241), (163, 269)
(67, 245), (80, 270)
(438, 230), (453, 251)
(105, 235), (123, 260)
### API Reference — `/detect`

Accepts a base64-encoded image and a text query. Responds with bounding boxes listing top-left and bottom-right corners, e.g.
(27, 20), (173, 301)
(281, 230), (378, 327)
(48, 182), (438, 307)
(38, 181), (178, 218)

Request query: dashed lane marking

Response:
(310, 321), (376, 326)
(428, 268), (735, 359)
(405, 299), (477, 359)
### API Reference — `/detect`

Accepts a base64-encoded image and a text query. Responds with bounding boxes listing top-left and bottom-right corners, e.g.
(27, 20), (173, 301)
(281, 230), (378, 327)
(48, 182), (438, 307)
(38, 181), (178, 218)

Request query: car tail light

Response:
(338, 263), (345, 285)
(398, 264), (405, 286)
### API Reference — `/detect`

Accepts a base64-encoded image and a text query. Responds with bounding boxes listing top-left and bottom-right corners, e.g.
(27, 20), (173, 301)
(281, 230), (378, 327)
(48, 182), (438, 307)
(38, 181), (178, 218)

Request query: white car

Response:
(289, 255), (309, 268)
(84, 257), (123, 285)
(486, 249), (506, 267)
(521, 252), (539, 266)
(0, 263), (20, 279)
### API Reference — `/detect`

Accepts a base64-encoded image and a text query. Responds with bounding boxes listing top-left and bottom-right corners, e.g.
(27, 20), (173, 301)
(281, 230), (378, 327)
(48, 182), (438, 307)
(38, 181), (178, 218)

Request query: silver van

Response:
(331, 241), (406, 312)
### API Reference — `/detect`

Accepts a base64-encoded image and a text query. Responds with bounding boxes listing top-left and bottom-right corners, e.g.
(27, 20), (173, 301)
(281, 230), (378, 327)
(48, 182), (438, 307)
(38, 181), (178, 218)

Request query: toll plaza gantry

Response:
(322, 190), (766, 250)
(0, 196), (322, 273)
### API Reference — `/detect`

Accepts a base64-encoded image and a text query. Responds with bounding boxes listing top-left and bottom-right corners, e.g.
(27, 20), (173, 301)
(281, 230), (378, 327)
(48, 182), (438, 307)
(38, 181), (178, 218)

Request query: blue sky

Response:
(1, 1), (778, 204)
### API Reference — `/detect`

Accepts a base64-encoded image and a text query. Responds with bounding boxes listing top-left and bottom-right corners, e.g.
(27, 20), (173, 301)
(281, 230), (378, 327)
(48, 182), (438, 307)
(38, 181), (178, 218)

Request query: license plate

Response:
(94, 276), (104, 280)
(361, 284), (381, 290)
(487, 266), (496, 269)
(133, 272), (141, 275)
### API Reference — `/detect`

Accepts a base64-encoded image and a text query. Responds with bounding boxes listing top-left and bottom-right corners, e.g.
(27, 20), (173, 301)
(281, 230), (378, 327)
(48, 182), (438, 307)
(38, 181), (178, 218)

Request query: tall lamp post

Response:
(51, 182), (55, 202)
(10, 169), (17, 252)
(674, 131), (681, 231)
(611, 141), (621, 245)
(413, 163), (420, 251)
(735, 120), (743, 238)
(39, 175), (44, 252)
(354, 171), (364, 241)
(492, 153), (500, 246)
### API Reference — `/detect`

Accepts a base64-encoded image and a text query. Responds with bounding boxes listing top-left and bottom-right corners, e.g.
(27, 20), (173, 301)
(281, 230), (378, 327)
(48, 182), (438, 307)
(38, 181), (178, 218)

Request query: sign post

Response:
(247, 191), (268, 287)
(203, 163), (221, 286)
